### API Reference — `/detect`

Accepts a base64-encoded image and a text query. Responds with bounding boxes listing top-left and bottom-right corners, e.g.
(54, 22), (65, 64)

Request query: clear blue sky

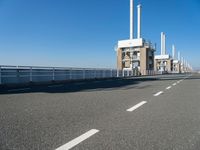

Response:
(0, 0), (200, 69)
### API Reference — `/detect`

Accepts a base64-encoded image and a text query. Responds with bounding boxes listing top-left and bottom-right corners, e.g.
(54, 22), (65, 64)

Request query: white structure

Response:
(130, 0), (134, 39)
(161, 32), (166, 55)
(154, 32), (172, 73)
(172, 45), (181, 73)
(172, 45), (176, 59)
(116, 0), (155, 75)
(137, 4), (141, 39)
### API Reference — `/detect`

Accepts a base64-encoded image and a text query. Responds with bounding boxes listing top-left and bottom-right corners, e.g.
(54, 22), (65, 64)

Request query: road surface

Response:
(0, 74), (200, 150)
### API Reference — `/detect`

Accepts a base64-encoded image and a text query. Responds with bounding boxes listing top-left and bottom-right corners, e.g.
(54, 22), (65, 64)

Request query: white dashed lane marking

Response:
(55, 129), (99, 150)
(154, 91), (163, 97)
(173, 83), (177, 86)
(166, 86), (172, 90)
(126, 101), (147, 112)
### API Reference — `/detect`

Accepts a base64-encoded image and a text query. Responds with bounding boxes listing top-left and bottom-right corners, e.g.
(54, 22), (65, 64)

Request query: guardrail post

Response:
(52, 68), (55, 81)
(103, 70), (105, 78)
(117, 70), (119, 77)
(95, 69), (97, 78)
(83, 69), (85, 79)
(0, 66), (2, 84)
(69, 68), (72, 80)
(122, 70), (125, 77)
(30, 67), (33, 82)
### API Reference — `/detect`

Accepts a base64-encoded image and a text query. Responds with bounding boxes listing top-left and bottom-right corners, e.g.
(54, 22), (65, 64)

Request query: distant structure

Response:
(171, 45), (181, 73)
(154, 32), (173, 73)
(116, 0), (155, 75)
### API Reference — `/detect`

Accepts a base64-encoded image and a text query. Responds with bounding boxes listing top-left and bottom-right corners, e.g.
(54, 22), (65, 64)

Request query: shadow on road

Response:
(0, 77), (158, 95)
(0, 74), (195, 95)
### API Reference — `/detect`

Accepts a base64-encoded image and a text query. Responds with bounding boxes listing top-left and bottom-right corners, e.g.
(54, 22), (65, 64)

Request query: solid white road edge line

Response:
(55, 129), (99, 150)
(126, 101), (147, 112)
(154, 91), (163, 96)
(173, 83), (177, 86)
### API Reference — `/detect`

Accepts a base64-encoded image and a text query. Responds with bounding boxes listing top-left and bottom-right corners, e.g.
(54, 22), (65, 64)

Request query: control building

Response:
(116, 0), (156, 75)
(154, 32), (173, 73)
(172, 47), (181, 73)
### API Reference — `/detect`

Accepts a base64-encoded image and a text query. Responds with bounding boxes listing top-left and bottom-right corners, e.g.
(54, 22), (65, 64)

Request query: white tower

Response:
(172, 45), (176, 59)
(161, 32), (166, 55)
(178, 51), (181, 61)
(137, 4), (142, 39)
(130, 0), (134, 39)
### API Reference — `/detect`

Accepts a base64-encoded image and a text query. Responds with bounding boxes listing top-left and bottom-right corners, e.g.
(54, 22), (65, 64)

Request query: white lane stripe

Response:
(166, 86), (172, 90)
(154, 91), (163, 96)
(8, 88), (30, 92)
(55, 129), (99, 150)
(173, 83), (177, 86)
(126, 101), (147, 112)
(48, 85), (63, 88)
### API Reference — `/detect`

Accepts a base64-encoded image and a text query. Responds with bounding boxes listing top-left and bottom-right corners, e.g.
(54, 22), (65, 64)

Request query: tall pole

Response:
(161, 32), (163, 55)
(163, 33), (166, 55)
(178, 51), (181, 61)
(137, 4), (141, 39)
(161, 32), (166, 55)
(172, 45), (175, 59)
(130, 0), (134, 39)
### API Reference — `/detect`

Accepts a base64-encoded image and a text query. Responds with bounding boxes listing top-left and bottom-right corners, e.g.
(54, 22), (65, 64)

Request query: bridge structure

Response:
(0, 0), (197, 150)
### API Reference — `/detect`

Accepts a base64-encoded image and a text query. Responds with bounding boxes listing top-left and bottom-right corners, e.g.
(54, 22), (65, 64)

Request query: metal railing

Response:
(0, 65), (174, 85)
(0, 65), (136, 85)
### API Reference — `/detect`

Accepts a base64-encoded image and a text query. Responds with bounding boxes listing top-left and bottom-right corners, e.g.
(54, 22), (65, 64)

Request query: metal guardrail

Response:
(0, 65), (164, 85)
(0, 65), (135, 85)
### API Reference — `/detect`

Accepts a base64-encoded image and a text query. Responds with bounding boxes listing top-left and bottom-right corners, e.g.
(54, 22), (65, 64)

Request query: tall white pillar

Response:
(161, 32), (163, 55)
(178, 51), (181, 61)
(130, 0), (134, 39)
(172, 45), (175, 59)
(161, 32), (166, 55)
(163, 33), (166, 55)
(137, 4), (141, 39)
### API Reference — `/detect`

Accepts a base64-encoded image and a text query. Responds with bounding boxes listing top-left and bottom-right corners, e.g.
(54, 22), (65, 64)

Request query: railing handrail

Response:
(0, 65), (117, 70)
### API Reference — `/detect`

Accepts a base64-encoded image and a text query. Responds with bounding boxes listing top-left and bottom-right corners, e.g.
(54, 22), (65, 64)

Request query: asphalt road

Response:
(0, 74), (200, 150)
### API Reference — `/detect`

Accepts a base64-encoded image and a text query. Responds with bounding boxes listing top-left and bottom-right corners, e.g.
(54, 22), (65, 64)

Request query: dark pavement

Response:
(0, 74), (199, 150)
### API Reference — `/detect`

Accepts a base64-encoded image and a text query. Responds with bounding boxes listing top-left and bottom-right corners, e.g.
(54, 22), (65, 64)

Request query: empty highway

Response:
(0, 74), (200, 150)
